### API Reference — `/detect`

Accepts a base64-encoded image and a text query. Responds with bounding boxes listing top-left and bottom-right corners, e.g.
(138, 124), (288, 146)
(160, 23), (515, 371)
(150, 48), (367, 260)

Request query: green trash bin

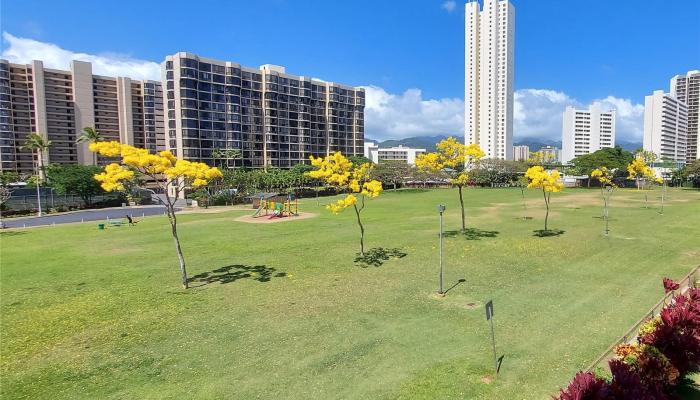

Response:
(98, 223), (105, 230)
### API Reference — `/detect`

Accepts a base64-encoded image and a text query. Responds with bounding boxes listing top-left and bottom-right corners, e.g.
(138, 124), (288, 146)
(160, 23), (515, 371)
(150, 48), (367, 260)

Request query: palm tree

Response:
(76, 127), (104, 165)
(225, 149), (243, 170)
(21, 133), (51, 216)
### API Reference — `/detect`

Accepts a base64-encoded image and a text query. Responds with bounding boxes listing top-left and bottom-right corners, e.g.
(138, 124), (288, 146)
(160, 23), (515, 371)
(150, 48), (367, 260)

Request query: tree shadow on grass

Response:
(0, 230), (26, 237)
(444, 228), (500, 240)
(188, 264), (286, 286)
(354, 247), (407, 268)
(533, 229), (565, 237)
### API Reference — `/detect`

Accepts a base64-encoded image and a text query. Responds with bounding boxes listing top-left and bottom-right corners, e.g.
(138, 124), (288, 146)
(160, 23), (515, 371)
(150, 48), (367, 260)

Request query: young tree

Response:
(416, 137), (484, 232)
(627, 154), (656, 190)
(590, 167), (616, 235)
(525, 166), (564, 232)
(517, 174), (529, 213)
(46, 164), (106, 207)
(76, 127), (104, 165)
(306, 152), (382, 256)
(90, 141), (222, 288)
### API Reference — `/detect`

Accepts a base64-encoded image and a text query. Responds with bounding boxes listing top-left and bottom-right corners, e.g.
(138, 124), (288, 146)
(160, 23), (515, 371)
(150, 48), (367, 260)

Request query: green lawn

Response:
(1, 187), (699, 399)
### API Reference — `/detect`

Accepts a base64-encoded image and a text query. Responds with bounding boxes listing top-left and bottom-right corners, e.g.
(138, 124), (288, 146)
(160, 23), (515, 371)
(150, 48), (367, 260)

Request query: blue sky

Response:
(2, 0), (699, 142)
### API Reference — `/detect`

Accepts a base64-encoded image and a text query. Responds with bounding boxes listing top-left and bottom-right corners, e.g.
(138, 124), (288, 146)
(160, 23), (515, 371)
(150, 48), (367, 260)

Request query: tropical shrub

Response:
(555, 279), (700, 399)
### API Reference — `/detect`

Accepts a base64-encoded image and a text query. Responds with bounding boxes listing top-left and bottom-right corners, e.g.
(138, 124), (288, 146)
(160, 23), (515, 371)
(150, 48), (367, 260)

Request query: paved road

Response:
(1, 205), (174, 228)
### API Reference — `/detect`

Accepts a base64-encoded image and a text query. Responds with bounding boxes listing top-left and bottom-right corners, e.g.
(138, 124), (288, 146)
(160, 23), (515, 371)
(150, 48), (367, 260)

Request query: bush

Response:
(554, 371), (611, 399)
(555, 279), (700, 399)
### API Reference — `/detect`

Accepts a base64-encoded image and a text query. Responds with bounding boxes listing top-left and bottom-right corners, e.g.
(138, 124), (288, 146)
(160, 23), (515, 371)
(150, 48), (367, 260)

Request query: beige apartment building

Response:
(162, 52), (365, 168)
(0, 59), (165, 175)
(671, 70), (700, 163)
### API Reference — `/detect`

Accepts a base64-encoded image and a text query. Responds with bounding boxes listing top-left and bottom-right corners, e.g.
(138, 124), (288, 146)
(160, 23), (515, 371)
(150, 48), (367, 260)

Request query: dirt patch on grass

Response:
(234, 212), (318, 224)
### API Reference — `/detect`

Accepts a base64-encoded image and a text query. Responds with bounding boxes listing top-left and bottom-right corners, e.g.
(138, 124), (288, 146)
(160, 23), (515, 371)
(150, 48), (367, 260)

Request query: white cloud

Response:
(441, 0), (457, 12)
(365, 86), (644, 143)
(513, 89), (579, 140)
(363, 85), (464, 140)
(593, 95), (644, 142)
(514, 89), (644, 142)
(1, 32), (160, 81)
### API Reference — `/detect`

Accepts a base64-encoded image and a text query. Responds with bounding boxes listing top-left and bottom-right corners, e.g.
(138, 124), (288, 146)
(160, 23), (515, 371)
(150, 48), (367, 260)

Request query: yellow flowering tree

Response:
(525, 166), (564, 232)
(591, 167), (617, 234)
(627, 154), (656, 190)
(90, 141), (222, 288)
(306, 152), (382, 256)
(415, 137), (484, 232)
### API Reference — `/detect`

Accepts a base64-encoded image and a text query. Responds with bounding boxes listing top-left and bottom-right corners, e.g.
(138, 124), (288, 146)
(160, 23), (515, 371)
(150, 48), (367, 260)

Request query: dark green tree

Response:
(371, 161), (413, 190)
(569, 146), (633, 177)
(347, 155), (373, 166)
(46, 164), (105, 207)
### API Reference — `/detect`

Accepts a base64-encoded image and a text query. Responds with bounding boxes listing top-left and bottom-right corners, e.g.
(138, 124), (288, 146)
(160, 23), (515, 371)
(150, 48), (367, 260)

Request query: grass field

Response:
(1, 187), (699, 399)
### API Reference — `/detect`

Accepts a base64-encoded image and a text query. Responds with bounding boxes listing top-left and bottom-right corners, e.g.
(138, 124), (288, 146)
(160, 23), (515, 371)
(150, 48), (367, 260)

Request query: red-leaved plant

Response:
(639, 289), (700, 375)
(553, 371), (612, 400)
(555, 281), (700, 399)
(663, 277), (680, 293)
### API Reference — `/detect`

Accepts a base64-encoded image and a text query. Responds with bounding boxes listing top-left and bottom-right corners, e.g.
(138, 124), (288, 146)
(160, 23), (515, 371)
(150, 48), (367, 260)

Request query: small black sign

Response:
(485, 300), (494, 320)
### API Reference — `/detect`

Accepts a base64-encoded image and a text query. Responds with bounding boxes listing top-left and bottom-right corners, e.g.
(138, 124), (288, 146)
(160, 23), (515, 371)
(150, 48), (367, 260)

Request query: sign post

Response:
(485, 300), (498, 373)
(437, 204), (446, 295)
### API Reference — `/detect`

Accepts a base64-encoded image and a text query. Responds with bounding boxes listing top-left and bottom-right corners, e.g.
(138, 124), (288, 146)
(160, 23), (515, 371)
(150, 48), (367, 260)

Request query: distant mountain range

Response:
(367, 135), (642, 153)
(366, 135), (459, 152)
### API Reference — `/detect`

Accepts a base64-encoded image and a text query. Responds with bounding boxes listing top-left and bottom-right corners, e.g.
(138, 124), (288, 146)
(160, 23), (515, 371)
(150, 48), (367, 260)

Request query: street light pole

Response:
(437, 204), (445, 295)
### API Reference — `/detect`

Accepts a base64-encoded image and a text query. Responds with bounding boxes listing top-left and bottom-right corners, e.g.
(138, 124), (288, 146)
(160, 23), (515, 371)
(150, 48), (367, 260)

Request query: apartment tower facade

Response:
(0, 59), (165, 174)
(561, 103), (616, 163)
(670, 70), (699, 163)
(512, 144), (529, 161)
(162, 52), (365, 168)
(465, 0), (515, 160)
(643, 90), (688, 164)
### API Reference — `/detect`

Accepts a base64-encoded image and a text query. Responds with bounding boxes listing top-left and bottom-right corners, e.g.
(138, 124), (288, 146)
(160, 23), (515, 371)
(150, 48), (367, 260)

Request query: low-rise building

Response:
(513, 145), (529, 161)
(363, 142), (425, 165)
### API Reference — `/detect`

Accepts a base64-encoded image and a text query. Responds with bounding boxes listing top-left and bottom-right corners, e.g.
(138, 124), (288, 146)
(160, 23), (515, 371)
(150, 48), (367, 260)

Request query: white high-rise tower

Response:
(465, 0), (515, 160)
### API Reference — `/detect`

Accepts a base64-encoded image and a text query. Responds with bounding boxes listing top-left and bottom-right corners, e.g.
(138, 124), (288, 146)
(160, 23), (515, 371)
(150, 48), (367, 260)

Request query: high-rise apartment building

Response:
(670, 70), (699, 163)
(162, 52), (365, 168)
(643, 90), (688, 164)
(512, 144), (529, 161)
(561, 103), (616, 163)
(465, 0), (515, 160)
(0, 59), (165, 174)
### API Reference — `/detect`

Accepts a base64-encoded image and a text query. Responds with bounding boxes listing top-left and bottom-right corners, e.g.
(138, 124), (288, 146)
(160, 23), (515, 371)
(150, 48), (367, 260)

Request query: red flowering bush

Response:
(639, 290), (700, 375)
(553, 371), (612, 400)
(555, 280), (700, 399)
(663, 277), (680, 293)
(607, 360), (669, 400)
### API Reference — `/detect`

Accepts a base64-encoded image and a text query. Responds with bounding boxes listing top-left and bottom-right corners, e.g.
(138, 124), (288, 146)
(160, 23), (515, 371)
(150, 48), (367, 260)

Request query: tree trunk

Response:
(458, 185), (466, 232)
(168, 208), (188, 288)
(353, 203), (365, 256)
(543, 189), (550, 232)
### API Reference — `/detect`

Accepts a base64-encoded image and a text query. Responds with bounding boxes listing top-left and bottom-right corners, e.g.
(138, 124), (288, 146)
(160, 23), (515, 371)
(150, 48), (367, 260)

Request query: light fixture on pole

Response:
(437, 204), (446, 295)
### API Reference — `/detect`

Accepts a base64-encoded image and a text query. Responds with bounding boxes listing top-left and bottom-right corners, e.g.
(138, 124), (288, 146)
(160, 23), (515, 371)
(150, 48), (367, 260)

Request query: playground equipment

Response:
(252, 194), (299, 218)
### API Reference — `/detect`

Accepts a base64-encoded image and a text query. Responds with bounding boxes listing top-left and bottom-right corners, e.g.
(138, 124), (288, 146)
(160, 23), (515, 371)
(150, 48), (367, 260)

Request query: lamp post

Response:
(437, 204), (445, 295)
